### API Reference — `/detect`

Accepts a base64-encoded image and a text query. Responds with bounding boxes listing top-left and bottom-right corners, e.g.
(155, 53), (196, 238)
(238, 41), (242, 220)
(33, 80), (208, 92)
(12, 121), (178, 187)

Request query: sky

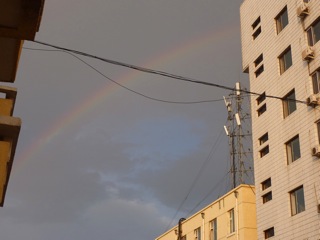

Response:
(0, 1), (251, 239)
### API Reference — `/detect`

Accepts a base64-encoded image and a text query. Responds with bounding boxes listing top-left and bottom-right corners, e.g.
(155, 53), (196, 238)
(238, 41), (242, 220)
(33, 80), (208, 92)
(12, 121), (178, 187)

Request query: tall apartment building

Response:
(240, 0), (320, 239)
(156, 185), (257, 240)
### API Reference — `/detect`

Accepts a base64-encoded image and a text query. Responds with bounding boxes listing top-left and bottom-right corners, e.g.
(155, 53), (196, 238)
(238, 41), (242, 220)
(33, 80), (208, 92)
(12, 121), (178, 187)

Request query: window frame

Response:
(264, 227), (275, 239)
(306, 19), (320, 46)
(260, 145), (269, 158)
(228, 208), (235, 234)
(257, 92), (266, 105)
(312, 70), (320, 94)
(275, 6), (289, 34)
(290, 186), (305, 216)
(259, 133), (269, 145)
(283, 89), (297, 118)
(261, 178), (271, 190)
(286, 135), (301, 164)
(194, 227), (201, 240)
(209, 218), (217, 240)
(262, 191), (272, 203)
(279, 46), (292, 74)
(257, 104), (267, 116)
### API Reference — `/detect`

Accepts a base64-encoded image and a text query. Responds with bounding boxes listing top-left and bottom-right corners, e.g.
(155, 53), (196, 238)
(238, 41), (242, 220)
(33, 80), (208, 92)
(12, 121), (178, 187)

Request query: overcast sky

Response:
(0, 1), (251, 239)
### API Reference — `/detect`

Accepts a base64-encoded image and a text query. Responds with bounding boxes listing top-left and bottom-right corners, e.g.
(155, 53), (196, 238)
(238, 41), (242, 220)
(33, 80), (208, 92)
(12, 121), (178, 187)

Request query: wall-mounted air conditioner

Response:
(306, 94), (319, 107)
(302, 47), (315, 61)
(297, 2), (309, 18)
(311, 145), (320, 158)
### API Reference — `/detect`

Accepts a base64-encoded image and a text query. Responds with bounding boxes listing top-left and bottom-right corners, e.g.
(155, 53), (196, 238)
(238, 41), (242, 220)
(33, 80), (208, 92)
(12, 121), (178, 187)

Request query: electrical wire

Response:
(30, 40), (308, 105)
(23, 47), (224, 105)
(165, 126), (226, 231)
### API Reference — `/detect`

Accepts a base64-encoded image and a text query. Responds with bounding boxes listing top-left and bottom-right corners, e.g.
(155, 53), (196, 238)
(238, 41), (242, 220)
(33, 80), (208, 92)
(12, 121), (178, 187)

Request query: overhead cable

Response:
(31, 40), (307, 104)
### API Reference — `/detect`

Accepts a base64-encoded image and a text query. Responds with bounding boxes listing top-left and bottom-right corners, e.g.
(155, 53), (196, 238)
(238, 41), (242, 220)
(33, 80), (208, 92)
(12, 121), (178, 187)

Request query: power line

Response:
(23, 47), (223, 104)
(165, 126), (226, 231)
(30, 40), (307, 104)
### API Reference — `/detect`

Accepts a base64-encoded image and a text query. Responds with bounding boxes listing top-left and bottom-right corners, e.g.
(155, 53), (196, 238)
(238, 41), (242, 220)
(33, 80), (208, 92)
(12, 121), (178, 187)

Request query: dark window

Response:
(259, 133), (269, 145)
(279, 47), (292, 74)
(258, 104), (267, 116)
(264, 227), (275, 239)
(307, 19), (320, 46)
(253, 27), (262, 39)
(261, 178), (272, 190)
(276, 7), (288, 34)
(255, 65), (264, 77)
(283, 90), (296, 117)
(312, 70), (320, 94)
(262, 192), (272, 203)
(210, 219), (217, 240)
(286, 135), (301, 164)
(254, 54), (263, 67)
(257, 92), (266, 105)
(290, 186), (305, 215)
(252, 16), (261, 29)
(260, 145), (269, 158)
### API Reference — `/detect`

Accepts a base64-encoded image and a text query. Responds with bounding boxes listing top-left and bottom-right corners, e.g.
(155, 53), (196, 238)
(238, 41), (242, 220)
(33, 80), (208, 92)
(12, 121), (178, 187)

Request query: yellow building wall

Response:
(0, 141), (11, 203)
(156, 185), (257, 240)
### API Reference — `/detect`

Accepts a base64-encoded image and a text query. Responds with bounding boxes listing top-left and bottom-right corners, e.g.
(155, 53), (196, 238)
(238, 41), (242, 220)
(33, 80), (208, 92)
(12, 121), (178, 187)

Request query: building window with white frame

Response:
(209, 218), (217, 240)
(290, 186), (305, 215)
(275, 6), (288, 34)
(306, 19), (320, 46)
(286, 135), (301, 164)
(228, 208), (235, 234)
(194, 227), (201, 240)
(264, 227), (275, 239)
(283, 89), (296, 118)
(312, 70), (320, 94)
(279, 46), (292, 74)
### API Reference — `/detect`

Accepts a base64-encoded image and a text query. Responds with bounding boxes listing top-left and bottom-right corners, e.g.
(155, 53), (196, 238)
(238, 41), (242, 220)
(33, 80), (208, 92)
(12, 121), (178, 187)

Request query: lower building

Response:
(155, 184), (257, 240)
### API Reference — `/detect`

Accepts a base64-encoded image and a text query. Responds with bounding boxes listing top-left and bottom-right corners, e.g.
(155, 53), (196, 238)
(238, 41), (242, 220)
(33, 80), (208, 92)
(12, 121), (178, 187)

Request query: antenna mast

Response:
(223, 82), (253, 189)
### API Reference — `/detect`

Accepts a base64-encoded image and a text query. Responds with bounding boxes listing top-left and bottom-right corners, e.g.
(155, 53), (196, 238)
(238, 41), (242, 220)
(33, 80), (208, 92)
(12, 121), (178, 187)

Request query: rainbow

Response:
(14, 25), (238, 171)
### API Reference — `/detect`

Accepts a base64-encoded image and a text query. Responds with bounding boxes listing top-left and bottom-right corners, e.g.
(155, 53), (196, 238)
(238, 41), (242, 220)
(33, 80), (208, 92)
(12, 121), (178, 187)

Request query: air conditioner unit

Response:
(311, 146), (320, 158)
(297, 2), (309, 18)
(306, 94), (319, 106)
(302, 47), (315, 61)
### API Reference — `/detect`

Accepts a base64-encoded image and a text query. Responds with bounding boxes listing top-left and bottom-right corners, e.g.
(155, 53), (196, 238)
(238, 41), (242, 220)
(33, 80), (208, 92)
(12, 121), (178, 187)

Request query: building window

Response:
(257, 92), (266, 105)
(286, 135), (301, 164)
(317, 121), (320, 144)
(276, 6), (288, 34)
(261, 178), (271, 190)
(283, 89), (296, 118)
(258, 104), (267, 116)
(254, 54), (263, 67)
(255, 65), (264, 78)
(194, 227), (201, 240)
(228, 209), (235, 234)
(312, 70), (320, 94)
(290, 186), (305, 215)
(259, 133), (269, 145)
(254, 54), (264, 77)
(260, 145), (269, 158)
(262, 191), (272, 203)
(210, 219), (217, 240)
(252, 16), (261, 39)
(279, 47), (292, 74)
(264, 227), (275, 239)
(306, 19), (320, 46)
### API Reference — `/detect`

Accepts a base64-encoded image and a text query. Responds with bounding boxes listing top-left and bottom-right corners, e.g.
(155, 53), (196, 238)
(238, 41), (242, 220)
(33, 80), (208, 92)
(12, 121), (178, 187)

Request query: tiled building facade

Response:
(156, 185), (257, 240)
(240, 0), (320, 238)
